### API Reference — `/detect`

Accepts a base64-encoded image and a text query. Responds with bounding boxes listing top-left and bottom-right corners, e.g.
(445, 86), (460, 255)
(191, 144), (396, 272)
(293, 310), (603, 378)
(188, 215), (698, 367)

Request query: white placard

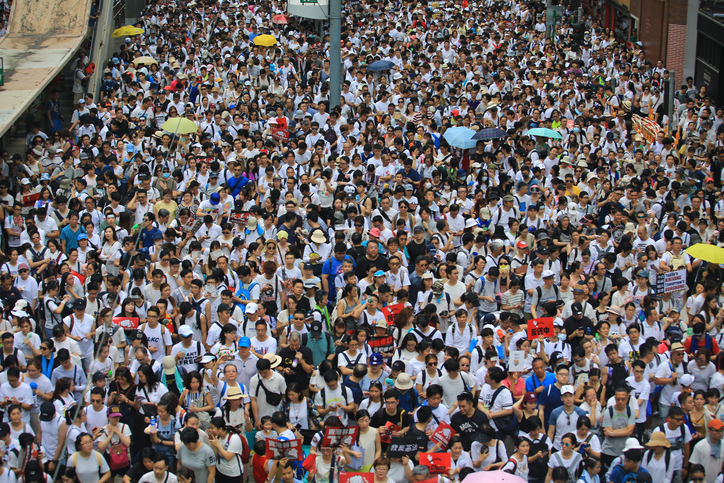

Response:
(509, 350), (526, 372)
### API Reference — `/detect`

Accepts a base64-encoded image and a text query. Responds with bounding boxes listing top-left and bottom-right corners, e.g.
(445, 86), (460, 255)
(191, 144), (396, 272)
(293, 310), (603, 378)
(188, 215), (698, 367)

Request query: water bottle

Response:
(291, 358), (298, 369)
(150, 416), (157, 434)
(29, 382), (37, 406)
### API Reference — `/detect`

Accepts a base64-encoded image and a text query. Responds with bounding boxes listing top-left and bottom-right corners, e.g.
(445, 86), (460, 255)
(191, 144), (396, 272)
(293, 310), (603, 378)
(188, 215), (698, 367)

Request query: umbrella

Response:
(132, 56), (158, 66)
(272, 14), (290, 24)
(366, 60), (395, 72)
(443, 127), (478, 150)
(111, 26), (144, 38)
(472, 127), (508, 140)
(461, 470), (526, 483)
(527, 127), (563, 140)
(253, 34), (277, 46)
(685, 244), (724, 264)
(161, 118), (199, 135)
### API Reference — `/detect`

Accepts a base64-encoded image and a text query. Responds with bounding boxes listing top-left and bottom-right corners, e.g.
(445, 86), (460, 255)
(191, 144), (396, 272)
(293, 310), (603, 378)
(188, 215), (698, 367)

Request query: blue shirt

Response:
(396, 167), (421, 183)
(321, 255), (353, 300)
(525, 371), (556, 394)
(140, 226), (163, 248)
(60, 225), (85, 251)
(537, 383), (563, 427)
(608, 464), (648, 483)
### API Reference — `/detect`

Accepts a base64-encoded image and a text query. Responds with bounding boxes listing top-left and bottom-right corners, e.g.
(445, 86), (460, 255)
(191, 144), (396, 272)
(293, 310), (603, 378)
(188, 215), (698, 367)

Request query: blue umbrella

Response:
(472, 127), (508, 140)
(443, 127), (478, 149)
(526, 127), (563, 140)
(366, 60), (395, 72)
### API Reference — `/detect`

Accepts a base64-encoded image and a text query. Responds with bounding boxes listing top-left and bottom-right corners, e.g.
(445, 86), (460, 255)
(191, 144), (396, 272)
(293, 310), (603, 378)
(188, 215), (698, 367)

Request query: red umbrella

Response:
(272, 14), (289, 25)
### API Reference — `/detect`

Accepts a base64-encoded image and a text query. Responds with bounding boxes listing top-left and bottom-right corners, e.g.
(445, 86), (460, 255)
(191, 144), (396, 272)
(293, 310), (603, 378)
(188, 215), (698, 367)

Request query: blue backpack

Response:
(235, 282), (258, 313)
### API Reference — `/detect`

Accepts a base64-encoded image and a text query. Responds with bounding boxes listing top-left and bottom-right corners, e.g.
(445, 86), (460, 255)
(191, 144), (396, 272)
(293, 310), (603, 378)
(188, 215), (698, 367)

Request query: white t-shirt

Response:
(137, 472), (179, 483)
(250, 336), (276, 357)
(141, 324), (173, 363)
(71, 450), (111, 483)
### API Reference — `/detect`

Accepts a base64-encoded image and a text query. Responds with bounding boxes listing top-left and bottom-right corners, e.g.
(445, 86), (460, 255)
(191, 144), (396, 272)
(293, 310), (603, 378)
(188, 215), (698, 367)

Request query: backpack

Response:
(644, 448), (671, 473)
(611, 465), (645, 483)
(536, 284), (560, 306)
(413, 327), (440, 345)
(426, 292), (452, 313)
(657, 423), (685, 451)
(607, 361), (629, 389)
(553, 450), (583, 483)
(320, 385), (349, 410)
(490, 386), (518, 435)
(608, 404), (632, 421)
(236, 282), (258, 314)
(666, 251), (687, 271)
(190, 296), (207, 315)
(451, 323), (475, 340)
(503, 457), (519, 475)
(419, 368), (443, 388)
(72, 450), (105, 478)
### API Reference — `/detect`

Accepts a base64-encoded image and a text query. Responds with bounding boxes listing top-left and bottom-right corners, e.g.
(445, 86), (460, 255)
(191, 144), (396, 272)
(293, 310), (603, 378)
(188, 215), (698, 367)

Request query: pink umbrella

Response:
(462, 470), (527, 483)
(272, 14), (289, 25)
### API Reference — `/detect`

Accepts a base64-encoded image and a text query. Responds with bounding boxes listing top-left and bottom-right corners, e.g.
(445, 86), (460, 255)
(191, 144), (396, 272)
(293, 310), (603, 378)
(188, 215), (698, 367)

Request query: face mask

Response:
(424, 182), (432, 189)
(558, 333), (567, 341)
(162, 173), (170, 178)
(444, 186), (451, 192)
(482, 176), (489, 181)
(573, 127), (580, 133)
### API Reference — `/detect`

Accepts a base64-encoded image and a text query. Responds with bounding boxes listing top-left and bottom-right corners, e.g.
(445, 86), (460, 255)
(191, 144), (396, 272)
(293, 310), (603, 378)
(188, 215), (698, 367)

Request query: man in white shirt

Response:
(63, 299), (95, 371)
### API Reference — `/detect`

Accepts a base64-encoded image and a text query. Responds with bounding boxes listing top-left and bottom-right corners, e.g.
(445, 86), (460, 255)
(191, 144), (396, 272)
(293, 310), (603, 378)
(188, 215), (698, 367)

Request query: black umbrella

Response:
(472, 127), (508, 140)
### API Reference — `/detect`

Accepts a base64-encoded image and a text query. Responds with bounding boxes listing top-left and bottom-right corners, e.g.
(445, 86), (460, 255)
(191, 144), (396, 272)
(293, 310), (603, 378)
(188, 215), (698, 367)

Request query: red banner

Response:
(265, 438), (303, 460)
(197, 157), (214, 168)
(321, 426), (359, 448)
(381, 303), (405, 326)
(229, 211), (251, 227)
(527, 317), (555, 339)
(380, 422), (400, 444)
(113, 317), (140, 330)
(420, 452), (451, 474)
(431, 421), (456, 449)
(339, 473), (374, 483)
(22, 192), (40, 207)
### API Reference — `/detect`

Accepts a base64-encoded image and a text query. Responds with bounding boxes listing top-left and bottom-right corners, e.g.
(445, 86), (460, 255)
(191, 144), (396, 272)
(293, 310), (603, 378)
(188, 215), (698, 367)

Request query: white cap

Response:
(245, 303), (258, 314)
(560, 385), (575, 395)
(178, 325), (194, 337)
(679, 374), (694, 386)
(623, 438), (644, 451)
(542, 269), (555, 278)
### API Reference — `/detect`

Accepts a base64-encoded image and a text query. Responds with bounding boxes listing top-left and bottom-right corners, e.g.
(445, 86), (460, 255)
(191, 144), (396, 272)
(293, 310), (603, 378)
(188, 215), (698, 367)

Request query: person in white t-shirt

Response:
(250, 319), (277, 358)
(137, 455), (179, 483)
(141, 307), (173, 363)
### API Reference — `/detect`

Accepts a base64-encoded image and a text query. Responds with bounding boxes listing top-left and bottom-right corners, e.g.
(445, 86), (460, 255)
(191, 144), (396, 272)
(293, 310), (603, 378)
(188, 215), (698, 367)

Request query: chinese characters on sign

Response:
(431, 421), (456, 449)
(527, 317), (555, 339)
(387, 437), (420, 458)
(321, 427), (359, 448)
(265, 438), (303, 460)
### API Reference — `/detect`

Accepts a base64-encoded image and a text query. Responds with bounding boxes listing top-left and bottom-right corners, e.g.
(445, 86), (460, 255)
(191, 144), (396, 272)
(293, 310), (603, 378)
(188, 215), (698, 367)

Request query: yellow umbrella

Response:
(685, 243), (724, 264)
(161, 118), (199, 135)
(111, 26), (145, 38)
(132, 56), (158, 66)
(253, 34), (277, 46)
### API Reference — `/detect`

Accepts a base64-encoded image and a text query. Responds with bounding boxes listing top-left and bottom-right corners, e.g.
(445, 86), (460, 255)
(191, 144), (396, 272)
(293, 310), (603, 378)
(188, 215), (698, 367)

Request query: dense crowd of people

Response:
(1, 0), (724, 483)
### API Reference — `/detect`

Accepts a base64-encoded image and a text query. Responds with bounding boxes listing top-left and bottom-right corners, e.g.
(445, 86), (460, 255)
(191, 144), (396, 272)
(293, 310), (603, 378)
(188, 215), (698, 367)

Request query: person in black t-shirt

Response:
(370, 388), (410, 451)
(407, 406), (444, 459)
(450, 391), (489, 451)
(563, 302), (594, 349)
(277, 332), (314, 391)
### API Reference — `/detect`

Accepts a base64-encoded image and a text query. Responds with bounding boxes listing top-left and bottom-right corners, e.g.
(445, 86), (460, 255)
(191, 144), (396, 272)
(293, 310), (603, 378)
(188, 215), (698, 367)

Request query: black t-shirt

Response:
(354, 254), (389, 279)
(450, 408), (489, 451)
(406, 238), (427, 264)
(407, 424), (430, 455)
(289, 295), (310, 314)
(125, 461), (148, 483)
(278, 346), (313, 390)
(370, 407), (409, 429)
(563, 315), (594, 349)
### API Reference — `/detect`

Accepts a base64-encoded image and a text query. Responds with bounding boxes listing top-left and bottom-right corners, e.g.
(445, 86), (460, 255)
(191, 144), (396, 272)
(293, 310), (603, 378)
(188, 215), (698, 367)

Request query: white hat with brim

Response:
(263, 353), (282, 369)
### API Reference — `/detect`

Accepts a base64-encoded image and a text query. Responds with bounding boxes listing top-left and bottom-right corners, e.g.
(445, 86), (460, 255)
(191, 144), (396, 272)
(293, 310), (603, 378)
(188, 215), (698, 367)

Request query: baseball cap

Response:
(210, 192), (220, 205)
(239, 337), (251, 348)
(516, 241), (528, 249)
(374, 270), (386, 277)
(39, 402), (55, 422)
(200, 355), (216, 364)
(107, 406), (123, 418)
(178, 326), (194, 337)
(523, 392), (537, 403)
(303, 262), (314, 270)
(391, 360), (406, 372)
(77, 233), (88, 241)
(560, 385), (575, 395)
(370, 353), (383, 365)
(542, 270), (555, 279)
(709, 419), (724, 430)
(571, 302), (583, 316)
(74, 299), (87, 311)
(310, 321), (322, 335)
(245, 303), (258, 314)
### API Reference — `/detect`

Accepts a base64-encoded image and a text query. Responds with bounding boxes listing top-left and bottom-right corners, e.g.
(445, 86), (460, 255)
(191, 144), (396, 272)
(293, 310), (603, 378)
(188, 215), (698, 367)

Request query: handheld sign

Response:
(339, 473), (374, 483)
(381, 303), (405, 326)
(265, 438), (303, 460)
(321, 426), (359, 448)
(229, 211), (251, 227)
(509, 350), (527, 372)
(527, 317), (555, 339)
(431, 421), (456, 449)
(387, 437), (420, 458)
(420, 452), (452, 474)
(380, 422), (400, 444)
(22, 192), (40, 207)
(112, 317), (140, 330)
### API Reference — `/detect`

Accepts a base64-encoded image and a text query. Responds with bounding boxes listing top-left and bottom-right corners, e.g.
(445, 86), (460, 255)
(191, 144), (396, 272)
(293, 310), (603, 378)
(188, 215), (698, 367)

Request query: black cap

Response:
(391, 360), (406, 372)
(74, 298), (87, 311)
(571, 302), (583, 316)
(39, 401), (55, 422)
(310, 321), (322, 335)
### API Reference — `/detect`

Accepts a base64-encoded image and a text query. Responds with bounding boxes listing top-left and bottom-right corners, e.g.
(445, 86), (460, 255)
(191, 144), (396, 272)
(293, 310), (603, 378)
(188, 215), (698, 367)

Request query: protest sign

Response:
(527, 317), (555, 339)
(420, 452), (452, 474)
(431, 421), (456, 449)
(22, 192), (40, 207)
(112, 317), (139, 330)
(387, 437), (420, 458)
(380, 422), (400, 444)
(321, 427), (359, 448)
(339, 473), (374, 483)
(229, 211), (251, 227)
(509, 350), (526, 372)
(265, 438), (303, 460)
(381, 303), (405, 326)
(655, 269), (687, 294)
